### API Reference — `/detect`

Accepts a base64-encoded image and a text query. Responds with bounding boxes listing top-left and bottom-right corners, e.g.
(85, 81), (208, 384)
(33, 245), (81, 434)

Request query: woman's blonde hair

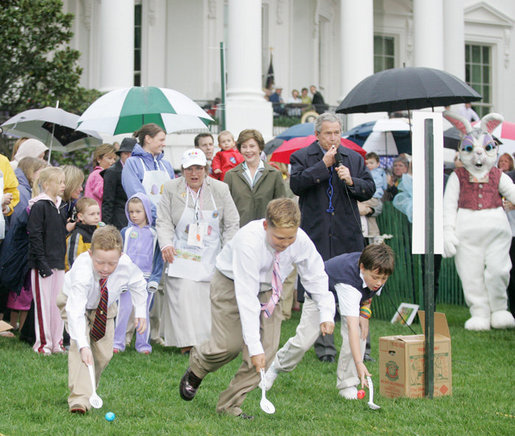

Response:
(62, 165), (85, 202)
(93, 144), (117, 165)
(17, 157), (48, 187)
(33, 167), (64, 197)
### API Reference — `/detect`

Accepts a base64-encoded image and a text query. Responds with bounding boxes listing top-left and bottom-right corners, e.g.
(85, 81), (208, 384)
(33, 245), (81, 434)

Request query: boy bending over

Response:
(57, 225), (148, 414)
(179, 198), (335, 419)
(265, 243), (394, 399)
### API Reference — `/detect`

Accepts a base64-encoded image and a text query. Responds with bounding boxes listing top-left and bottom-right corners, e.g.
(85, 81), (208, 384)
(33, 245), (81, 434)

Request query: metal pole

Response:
(219, 41), (226, 131)
(424, 118), (435, 398)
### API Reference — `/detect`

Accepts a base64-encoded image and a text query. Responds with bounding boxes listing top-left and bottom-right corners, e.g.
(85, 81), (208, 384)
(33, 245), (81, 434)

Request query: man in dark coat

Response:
(290, 112), (375, 361)
(310, 85), (328, 114)
(101, 137), (137, 229)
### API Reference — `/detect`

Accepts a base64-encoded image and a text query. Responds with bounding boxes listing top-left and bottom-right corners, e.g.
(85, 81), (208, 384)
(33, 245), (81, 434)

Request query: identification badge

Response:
(187, 222), (206, 247)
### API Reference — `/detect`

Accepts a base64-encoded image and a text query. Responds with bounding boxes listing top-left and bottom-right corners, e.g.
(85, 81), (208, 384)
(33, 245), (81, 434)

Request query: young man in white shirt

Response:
(57, 225), (148, 414)
(179, 198), (335, 419)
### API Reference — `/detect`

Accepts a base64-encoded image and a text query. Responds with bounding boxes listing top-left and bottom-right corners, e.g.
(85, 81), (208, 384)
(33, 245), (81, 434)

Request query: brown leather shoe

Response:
(179, 368), (202, 401)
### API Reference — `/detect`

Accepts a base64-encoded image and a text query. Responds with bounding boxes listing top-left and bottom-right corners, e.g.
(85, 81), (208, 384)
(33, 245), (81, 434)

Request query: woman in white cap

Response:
(10, 138), (48, 170)
(156, 148), (239, 354)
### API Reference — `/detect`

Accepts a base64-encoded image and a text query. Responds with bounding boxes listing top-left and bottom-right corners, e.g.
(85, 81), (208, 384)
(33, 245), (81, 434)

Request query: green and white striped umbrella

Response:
(77, 86), (213, 135)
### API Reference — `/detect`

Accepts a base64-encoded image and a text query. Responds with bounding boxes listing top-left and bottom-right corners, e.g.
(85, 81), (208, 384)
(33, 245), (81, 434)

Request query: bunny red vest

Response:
(455, 166), (503, 210)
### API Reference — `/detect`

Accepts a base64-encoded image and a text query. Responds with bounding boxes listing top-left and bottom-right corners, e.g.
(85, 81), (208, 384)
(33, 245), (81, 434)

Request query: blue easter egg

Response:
(105, 412), (115, 421)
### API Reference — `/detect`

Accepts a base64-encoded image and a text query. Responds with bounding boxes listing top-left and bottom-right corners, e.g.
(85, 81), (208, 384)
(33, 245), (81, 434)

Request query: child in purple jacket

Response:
(113, 192), (163, 354)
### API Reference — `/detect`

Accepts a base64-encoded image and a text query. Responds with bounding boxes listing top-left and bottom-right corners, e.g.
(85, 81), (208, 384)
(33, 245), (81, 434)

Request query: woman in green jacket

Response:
(224, 129), (286, 227)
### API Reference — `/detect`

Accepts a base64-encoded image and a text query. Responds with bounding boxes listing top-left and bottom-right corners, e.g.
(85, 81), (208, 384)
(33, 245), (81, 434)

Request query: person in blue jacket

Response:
(121, 123), (175, 225)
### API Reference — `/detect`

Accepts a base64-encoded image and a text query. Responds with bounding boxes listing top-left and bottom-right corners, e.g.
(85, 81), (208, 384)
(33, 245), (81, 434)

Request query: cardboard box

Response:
(379, 311), (452, 398)
(0, 320), (13, 333)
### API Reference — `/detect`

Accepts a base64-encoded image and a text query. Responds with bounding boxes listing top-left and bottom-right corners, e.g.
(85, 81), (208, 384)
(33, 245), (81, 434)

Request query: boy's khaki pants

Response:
(189, 270), (283, 417)
(57, 292), (117, 410)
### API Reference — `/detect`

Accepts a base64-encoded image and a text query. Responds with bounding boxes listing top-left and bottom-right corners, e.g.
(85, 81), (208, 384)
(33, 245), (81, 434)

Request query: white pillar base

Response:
(225, 100), (274, 140)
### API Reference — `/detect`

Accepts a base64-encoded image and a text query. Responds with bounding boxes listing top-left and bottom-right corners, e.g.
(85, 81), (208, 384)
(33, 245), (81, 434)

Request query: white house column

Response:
(413, 0), (444, 69)
(443, 0), (465, 80)
(225, 0), (273, 138)
(340, 0), (373, 128)
(99, 0), (134, 92)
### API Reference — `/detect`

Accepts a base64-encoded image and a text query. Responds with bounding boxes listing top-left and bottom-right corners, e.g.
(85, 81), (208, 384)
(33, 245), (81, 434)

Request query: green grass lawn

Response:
(1, 304), (513, 435)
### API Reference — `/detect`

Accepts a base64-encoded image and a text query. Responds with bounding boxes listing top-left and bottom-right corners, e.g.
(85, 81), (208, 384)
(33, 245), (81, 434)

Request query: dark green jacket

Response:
(224, 162), (286, 227)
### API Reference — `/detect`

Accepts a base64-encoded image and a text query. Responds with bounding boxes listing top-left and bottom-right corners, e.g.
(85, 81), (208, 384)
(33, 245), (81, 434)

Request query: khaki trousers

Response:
(336, 315), (366, 391)
(189, 270), (283, 417)
(57, 291), (117, 410)
(281, 267), (298, 320)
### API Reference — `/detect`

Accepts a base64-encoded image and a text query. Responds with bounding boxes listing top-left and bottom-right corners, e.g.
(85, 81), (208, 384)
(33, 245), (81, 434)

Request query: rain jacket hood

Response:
(125, 192), (153, 227)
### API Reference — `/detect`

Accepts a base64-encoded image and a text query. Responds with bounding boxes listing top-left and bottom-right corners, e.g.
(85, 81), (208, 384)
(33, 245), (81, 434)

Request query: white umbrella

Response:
(77, 86), (214, 135)
(343, 118), (411, 155)
(1, 107), (103, 156)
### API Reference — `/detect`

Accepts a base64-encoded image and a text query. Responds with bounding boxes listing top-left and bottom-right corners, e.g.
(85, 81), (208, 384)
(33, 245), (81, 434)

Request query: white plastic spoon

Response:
(366, 376), (380, 410)
(259, 369), (275, 414)
(87, 364), (103, 409)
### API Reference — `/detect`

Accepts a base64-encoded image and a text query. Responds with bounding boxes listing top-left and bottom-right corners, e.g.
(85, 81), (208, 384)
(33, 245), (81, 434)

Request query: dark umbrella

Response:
(264, 137), (285, 155)
(336, 67), (481, 114)
(443, 127), (462, 150)
(336, 66), (482, 399)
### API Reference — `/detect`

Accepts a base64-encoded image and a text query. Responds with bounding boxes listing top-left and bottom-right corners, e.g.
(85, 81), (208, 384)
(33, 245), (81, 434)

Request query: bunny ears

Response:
(443, 110), (504, 137)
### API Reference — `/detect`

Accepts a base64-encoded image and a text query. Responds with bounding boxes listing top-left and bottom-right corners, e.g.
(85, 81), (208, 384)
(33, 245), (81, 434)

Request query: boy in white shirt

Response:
(57, 225), (148, 414)
(264, 243), (395, 399)
(179, 198), (335, 419)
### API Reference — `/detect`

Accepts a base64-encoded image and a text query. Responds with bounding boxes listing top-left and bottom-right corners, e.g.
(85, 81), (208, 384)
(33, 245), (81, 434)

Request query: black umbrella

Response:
(264, 137), (285, 155)
(336, 67), (481, 114)
(337, 66), (482, 399)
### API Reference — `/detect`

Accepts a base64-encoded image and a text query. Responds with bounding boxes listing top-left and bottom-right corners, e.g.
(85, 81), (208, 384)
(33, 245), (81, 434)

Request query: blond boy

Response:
(180, 198), (335, 419)
(58, 225), (147, 414)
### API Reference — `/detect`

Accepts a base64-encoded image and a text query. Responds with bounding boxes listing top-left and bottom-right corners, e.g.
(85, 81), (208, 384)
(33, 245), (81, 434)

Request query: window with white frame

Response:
(465, 44), (492, 117)
(374, 35), (395, 73)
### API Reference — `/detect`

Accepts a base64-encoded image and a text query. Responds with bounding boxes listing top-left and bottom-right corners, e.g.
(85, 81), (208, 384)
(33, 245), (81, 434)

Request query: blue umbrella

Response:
(276, 122), (315, 140)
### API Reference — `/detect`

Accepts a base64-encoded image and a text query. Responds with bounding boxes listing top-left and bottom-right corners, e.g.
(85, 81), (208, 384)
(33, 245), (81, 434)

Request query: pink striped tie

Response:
(261, 252), (282, 318)
(90, 278), (108, 342)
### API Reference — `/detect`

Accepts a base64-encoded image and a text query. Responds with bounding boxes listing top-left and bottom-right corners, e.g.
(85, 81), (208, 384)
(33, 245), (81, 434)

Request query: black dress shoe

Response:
(319, 355), (335, 363)
(238, 413), (254, 420)
(179, 368), (202, 401)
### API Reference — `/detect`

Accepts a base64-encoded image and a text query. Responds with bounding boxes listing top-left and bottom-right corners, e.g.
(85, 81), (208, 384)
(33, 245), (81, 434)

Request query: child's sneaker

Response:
(339, 386), (358, 400)
(262, 362), (279, 391)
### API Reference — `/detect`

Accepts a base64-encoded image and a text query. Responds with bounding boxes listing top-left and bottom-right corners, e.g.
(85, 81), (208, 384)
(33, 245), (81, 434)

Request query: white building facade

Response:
(63, 0), (515, 163)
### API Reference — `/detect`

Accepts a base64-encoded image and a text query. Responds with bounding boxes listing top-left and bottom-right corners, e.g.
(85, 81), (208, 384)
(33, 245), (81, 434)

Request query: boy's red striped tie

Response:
(90, 278), (108, 342)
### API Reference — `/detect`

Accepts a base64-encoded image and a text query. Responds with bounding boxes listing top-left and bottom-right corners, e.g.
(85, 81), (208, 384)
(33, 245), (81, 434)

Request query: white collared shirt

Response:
(63, 252), (148, 349)
(242, 160), (265, 188)
(335, 272), (383, 318)
(216, 219), (335, 356)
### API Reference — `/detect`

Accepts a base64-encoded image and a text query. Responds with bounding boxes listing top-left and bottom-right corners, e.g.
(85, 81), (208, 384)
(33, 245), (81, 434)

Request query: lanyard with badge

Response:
(186, 185), (206, 248)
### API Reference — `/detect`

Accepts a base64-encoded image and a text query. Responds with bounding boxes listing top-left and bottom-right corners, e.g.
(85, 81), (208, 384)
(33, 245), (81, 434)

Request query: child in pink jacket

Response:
(84, 144), (117, 212)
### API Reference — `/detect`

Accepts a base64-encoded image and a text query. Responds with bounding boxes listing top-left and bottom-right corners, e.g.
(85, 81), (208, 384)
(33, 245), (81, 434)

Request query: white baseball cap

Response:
(182, 148), (207, 168)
